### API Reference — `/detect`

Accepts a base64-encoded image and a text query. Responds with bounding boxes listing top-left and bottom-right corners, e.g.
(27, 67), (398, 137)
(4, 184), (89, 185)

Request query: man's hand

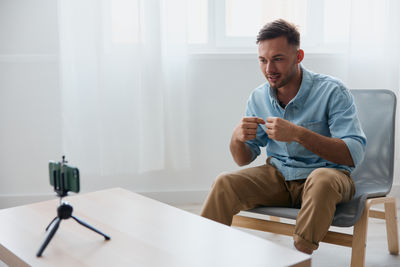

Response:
(265, 117), (298, 142)
(230, 117), (265, 166)
(233, 117), (266, 143)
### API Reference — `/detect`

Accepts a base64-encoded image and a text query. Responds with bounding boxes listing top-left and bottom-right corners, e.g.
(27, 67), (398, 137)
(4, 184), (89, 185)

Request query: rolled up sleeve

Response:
(342, 137), (366, 167)
(245, 141), (261, 162)
(328, 87), (367, 168)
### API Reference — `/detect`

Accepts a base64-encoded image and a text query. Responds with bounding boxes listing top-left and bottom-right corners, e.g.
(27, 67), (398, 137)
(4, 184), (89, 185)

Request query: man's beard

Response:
(268, 66), (297, 89)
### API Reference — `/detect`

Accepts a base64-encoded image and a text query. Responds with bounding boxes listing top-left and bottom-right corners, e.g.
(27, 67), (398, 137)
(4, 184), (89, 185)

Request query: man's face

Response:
(258, 36), (300, 90)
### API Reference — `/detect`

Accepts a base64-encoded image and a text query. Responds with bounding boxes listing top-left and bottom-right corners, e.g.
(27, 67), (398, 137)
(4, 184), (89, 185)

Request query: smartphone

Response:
(49, 161), (80, 193)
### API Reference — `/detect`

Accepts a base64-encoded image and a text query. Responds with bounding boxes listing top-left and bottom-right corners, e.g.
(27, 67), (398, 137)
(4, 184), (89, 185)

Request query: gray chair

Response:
(232, 89), (399, 267)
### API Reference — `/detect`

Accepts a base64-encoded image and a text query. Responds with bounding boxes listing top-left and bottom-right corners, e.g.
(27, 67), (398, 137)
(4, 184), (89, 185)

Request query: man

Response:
(200, 19), (366, 255)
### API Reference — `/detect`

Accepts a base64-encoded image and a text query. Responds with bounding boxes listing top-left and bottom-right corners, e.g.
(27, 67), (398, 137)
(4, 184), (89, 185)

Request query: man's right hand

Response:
(232, 117), (266, 143)
(230, 117), (265, 166)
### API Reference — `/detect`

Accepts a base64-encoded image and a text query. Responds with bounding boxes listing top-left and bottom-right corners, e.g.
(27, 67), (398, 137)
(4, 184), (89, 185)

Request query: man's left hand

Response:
(264, 117), (299, 142)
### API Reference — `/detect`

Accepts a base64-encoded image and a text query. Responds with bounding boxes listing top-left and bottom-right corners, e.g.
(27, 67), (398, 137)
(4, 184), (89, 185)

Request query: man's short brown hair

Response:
(256, 19), (300, 47)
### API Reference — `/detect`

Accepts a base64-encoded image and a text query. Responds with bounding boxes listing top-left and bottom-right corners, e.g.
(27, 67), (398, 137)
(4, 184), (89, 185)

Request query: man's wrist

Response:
(293, 125), (305, 143)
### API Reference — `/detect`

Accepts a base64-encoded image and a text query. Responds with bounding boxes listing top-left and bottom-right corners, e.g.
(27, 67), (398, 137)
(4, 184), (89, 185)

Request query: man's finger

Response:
(244, 134), (257, 140)
(266, 117), (277, 123)
(242, 122), (259, 129)
(243, 117), (266, 124)
(265, 122), (274, 129)
(256, 118), (266, 124)
(244, 129), (258, 135)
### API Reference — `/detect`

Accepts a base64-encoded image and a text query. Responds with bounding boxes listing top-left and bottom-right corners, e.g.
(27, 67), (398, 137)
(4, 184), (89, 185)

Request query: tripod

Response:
(36, 199), (111, 257)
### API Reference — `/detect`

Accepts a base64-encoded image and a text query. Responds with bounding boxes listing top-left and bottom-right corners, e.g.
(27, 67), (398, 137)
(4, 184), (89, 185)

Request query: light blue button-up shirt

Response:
(245, 66), (367, 181)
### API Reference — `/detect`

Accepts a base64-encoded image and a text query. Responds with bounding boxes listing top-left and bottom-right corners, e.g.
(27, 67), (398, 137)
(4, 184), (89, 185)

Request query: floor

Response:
(176, 203), (400, 267)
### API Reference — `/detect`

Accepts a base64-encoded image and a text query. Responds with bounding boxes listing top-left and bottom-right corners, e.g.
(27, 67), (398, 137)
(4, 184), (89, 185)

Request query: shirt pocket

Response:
(287, 120), (329, 159)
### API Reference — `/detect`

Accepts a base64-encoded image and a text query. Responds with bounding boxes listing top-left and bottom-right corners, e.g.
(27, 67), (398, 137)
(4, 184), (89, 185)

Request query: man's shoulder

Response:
(304, 68), (350, 99)
(308, 69), (346, 90)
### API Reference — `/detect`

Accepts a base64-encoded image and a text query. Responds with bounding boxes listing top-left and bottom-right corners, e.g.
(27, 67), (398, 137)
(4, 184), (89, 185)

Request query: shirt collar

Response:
(268, 65), (314, 109)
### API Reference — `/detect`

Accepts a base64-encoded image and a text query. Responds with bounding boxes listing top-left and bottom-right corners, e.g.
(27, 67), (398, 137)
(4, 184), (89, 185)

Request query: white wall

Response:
(0, 1), (398, 208)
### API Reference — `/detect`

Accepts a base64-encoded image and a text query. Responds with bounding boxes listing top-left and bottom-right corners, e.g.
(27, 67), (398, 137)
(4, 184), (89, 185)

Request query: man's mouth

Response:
(267, 74), (280, 83)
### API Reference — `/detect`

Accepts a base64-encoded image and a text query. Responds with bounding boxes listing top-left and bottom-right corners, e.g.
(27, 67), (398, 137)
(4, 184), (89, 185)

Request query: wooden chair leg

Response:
(270, 216), (280, 222)
(384, 198), (399, 255)
(351, 203), (370, 267)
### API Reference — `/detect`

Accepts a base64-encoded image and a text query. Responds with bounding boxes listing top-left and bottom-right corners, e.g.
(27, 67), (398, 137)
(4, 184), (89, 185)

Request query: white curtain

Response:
(58, 0), (191, 175)
(345, 0), (400, 91)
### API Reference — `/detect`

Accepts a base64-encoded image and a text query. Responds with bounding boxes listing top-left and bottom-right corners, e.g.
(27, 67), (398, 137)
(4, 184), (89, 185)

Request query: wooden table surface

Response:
(0, 187), (310, 267)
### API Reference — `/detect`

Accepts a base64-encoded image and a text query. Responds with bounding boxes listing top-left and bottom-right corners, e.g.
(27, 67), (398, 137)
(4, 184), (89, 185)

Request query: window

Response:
(188, 0), (351, 53)
(220, 0), (307, 46)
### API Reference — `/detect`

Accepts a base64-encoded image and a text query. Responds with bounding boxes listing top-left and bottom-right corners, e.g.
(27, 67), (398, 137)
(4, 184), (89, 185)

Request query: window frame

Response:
(188, 0), (350, 55)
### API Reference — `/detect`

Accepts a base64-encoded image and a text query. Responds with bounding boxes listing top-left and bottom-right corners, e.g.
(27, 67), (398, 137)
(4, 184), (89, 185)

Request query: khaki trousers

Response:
(200, 158), (355, 251)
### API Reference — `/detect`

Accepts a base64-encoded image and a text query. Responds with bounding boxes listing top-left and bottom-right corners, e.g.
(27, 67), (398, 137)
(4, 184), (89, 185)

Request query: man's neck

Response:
(276, 67), (303, 106)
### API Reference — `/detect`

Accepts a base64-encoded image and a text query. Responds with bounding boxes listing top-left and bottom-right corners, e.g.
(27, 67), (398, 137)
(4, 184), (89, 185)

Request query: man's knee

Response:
(304, 168), (340, 196)
(212, 172), (240, 192)
(306, 168), (334, 183)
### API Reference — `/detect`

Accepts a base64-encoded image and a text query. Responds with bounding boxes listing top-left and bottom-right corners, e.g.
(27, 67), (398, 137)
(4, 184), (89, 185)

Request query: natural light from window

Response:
(109, 0), (352, 51)
(225, 0), (307, 37)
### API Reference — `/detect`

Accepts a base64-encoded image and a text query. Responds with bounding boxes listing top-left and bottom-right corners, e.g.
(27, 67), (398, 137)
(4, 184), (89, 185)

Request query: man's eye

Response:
(259, 59), (266, 63)
(274, 58), (283, 61)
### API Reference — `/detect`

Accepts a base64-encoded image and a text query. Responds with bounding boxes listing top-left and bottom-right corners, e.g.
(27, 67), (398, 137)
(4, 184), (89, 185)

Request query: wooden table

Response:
(0, 188), (311, 267)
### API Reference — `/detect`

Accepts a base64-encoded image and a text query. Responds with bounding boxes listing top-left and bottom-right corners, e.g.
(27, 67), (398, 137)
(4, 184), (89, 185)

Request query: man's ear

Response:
(297, 49), (304, 63)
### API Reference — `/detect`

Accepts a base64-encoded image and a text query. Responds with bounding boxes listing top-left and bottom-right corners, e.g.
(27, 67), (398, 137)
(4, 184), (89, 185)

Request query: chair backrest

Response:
(350, 89), (396, 198)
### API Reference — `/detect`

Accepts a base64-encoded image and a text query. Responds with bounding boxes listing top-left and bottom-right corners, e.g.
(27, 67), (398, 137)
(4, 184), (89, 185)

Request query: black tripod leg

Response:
(71, 215), (110, 240)
(36, 218), (61, 257)
(45, 217), (58, 231)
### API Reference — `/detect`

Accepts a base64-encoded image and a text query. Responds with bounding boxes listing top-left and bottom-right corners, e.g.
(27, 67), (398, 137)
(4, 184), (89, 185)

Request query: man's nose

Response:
(266, 62), (276, 74)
